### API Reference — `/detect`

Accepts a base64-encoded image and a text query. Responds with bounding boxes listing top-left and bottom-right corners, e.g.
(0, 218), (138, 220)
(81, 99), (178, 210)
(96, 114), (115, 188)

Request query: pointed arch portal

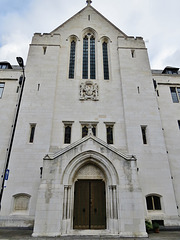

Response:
(62, 150), (119, 231)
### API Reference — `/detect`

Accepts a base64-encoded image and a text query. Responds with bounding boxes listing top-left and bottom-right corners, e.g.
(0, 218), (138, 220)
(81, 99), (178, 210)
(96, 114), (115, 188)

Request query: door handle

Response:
(94, 208), (97, 213)
(83, 208), (86, 212)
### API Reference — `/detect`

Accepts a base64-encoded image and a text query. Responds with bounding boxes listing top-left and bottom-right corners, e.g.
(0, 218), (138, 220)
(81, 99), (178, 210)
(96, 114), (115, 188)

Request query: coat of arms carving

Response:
(80, 81), (99, 101)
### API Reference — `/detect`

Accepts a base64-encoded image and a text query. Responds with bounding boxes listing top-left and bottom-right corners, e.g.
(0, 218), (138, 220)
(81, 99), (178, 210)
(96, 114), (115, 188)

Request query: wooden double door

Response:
(73, 180), (106, 229)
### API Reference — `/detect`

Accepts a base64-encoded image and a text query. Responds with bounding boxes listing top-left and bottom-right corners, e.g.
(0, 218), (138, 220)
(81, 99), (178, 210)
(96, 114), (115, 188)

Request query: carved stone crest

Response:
(80, 81), (99, 101)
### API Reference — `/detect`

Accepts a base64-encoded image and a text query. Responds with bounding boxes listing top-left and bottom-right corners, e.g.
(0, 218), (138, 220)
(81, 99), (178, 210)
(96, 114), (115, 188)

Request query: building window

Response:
(131, 49), (135, 58)
(29, 124), (36, 143)
(82, 33), (96, 79)
(64, 125), (72, 144)
(106, 124), (114, 144)
(178, 120), (180, 129)
(141, 126), (147, 144)
(69, 40), (76, 79)
(170, 87), (180, 103)
(13, 194), (30, 212)
(0, 64), (8, 69)
(146, 195), (161, 210)
(90, 36), (95, 79)
(102, 42), (109, 80)
(0, 82), (5, 98)
(82, 125), (88, 137)
(83, 36), (88, 79)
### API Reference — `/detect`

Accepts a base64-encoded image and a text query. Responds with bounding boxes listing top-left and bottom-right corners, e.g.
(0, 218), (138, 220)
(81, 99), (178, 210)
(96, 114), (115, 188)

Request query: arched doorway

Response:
(73, 163), (106, 229)
(61, 151), (119, 235)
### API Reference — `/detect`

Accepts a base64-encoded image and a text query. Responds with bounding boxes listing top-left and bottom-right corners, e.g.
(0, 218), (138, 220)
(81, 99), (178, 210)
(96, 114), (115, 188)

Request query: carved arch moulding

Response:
(79, 81), (99, 101)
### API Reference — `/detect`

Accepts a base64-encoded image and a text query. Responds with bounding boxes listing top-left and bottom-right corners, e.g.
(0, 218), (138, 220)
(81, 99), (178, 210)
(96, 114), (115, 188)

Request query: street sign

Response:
(5, 169), (10, 180)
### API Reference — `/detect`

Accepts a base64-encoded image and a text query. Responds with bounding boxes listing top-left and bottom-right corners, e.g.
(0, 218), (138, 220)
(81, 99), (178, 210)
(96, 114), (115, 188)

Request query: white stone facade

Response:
(0, 2), (180, 237)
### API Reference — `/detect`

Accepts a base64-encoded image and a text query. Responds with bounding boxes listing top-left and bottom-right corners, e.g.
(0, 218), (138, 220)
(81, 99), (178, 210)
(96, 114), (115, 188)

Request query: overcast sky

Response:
(0, 0), (180, 69)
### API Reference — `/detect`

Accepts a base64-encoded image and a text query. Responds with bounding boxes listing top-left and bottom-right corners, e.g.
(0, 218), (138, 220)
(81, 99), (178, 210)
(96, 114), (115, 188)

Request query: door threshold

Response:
(65, 229), (113, 236)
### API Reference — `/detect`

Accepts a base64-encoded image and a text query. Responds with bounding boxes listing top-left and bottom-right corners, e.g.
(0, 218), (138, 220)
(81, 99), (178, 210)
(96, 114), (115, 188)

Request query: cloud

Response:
(0, 32), (29, 64)
(163, 50), (180, 68)
(0, 0), (180, 68)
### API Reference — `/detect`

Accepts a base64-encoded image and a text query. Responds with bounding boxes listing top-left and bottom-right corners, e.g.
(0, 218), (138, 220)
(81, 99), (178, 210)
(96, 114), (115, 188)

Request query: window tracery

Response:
(83, 33), (96, 79)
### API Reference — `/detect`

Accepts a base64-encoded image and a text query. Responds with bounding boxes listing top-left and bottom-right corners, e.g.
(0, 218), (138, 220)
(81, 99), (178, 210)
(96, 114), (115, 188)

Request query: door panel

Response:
(91, 181), (106, 229)
(73, 180), (106, 229)
(73, 181), (89, 229)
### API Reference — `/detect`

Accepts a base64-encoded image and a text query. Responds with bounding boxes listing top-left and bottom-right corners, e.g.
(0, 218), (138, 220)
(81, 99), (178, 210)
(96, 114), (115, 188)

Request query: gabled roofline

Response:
(51, 5), (127, 37)
(44, 133), (136, 161)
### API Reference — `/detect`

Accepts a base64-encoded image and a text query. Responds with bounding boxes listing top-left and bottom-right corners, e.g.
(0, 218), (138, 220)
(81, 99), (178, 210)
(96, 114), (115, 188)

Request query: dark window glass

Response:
(178, 120), (180, 129)
(69, 41), (76, 79)
(131, 49), (135, 58)
(64, 125), (71, 144)
(153, 79), (157, 90)
(146, 196), (153, 210)
(82, 126), (88, 138)
(107, 126), (113, 144)
(177, 87), (180, 99)
(102, 42), (109, 80)
(90, 36), (95, 79)
(146, 196), (161, 210)
(0, 65), (8, 69)
(83, 36), (88, 79)
(170, 87), (179, 103)
(29, 124), (36, 143)
(0, 83), (5, 98)
(154, 196), (161, 210)
(141, 126), (147, 144)
(92, 126), (96, 136)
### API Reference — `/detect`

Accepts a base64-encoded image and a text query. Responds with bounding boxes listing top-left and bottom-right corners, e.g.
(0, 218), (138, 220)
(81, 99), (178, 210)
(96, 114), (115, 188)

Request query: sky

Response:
(0, 0), (180, 69)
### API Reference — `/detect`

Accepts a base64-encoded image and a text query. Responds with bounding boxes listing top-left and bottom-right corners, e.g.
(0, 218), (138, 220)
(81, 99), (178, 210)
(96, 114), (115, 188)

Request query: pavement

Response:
(0, 228), (180, 240)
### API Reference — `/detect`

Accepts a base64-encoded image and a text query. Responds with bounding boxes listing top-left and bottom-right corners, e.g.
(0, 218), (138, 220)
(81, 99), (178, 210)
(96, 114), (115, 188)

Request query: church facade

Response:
(0, 1), (180, 237)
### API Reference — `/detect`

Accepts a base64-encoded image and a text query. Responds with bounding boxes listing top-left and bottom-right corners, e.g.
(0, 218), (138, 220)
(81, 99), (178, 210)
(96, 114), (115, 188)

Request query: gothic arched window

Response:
(90, 36), (95, 79)
(69, 40), (76, 79)
(102, 42), (109, 80)
(82, 33), (96, 79)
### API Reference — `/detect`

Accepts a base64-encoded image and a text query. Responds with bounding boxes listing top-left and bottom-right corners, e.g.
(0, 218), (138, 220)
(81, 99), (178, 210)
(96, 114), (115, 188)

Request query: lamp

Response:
(16, 57), (24, 68)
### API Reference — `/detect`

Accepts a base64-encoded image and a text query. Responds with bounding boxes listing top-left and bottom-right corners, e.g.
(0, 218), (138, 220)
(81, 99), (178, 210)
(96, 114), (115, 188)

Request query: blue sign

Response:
(5, 169), (10, 180)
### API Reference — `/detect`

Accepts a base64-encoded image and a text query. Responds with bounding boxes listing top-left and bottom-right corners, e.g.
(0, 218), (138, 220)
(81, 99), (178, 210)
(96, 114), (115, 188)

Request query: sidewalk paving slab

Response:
(0, 228), (180, 240)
